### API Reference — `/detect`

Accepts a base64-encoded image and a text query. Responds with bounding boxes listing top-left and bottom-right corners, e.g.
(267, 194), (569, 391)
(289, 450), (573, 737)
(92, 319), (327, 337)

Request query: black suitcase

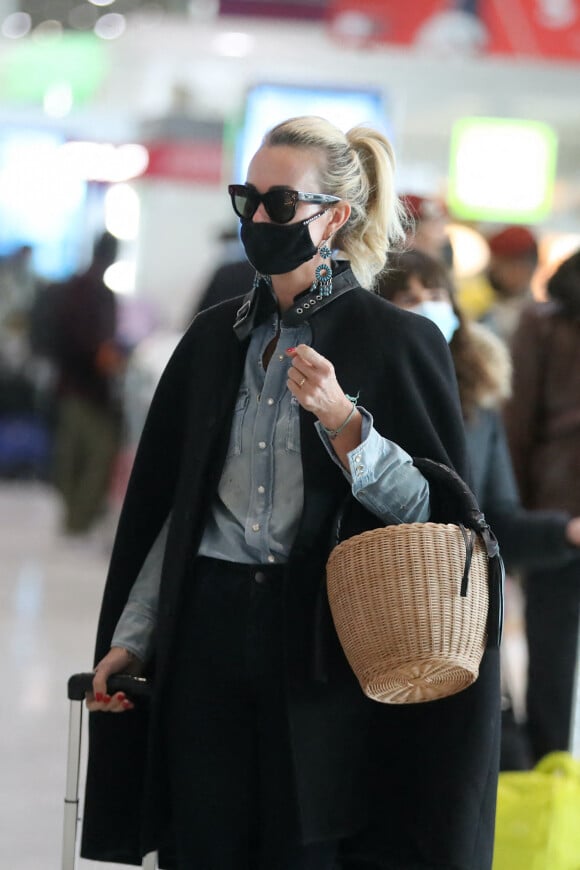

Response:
(62, 673), (156, 870)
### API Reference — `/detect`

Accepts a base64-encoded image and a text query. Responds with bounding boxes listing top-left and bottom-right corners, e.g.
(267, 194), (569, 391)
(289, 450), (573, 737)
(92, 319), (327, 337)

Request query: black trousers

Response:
(162, 556), (452, 870)
(525, 559), (580, 762)
(164, 556), (339, 870)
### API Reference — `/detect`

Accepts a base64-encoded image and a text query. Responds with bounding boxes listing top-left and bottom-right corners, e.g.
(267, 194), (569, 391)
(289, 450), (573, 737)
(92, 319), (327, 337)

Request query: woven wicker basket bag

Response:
(326, 522), (489, 704)
(325, 459), (502, 705)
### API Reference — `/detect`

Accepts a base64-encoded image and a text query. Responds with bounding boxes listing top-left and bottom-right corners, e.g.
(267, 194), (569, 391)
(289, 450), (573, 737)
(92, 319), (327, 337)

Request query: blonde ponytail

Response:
(264, 116), (404, 289)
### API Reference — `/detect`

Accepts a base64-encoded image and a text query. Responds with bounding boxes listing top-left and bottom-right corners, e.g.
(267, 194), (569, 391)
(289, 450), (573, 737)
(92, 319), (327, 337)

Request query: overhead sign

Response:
(328, 0), (580, 60)
(329, 0), (452, 46)
(482, 0), (580, 61)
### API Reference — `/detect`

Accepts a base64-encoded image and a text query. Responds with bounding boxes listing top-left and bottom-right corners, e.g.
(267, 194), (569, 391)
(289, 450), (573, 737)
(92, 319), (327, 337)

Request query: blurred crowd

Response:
(387, 197), (580, 769)
(0, 200), (578, 772)
(0, 232), (159, 533)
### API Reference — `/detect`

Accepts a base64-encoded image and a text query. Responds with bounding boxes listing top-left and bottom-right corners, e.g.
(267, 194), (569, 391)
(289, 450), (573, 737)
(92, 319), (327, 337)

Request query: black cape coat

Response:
(81, 266), (500, 869)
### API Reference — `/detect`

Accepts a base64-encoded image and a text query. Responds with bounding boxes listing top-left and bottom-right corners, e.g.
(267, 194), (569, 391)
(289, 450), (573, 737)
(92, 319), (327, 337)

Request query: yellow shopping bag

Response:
(493, 752), (580, 870)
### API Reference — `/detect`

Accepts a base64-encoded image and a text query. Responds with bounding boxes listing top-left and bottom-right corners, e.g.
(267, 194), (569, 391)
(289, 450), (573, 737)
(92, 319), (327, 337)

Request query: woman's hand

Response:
(286, 344), (362, 468)
(85, 646), (142, 713)
(565, 516), (580, 548)
(286, 344), (354, 431)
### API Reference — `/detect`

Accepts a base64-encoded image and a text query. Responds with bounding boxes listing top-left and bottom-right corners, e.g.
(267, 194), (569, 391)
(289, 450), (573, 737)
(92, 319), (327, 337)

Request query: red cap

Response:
(487, 226), (538, 258)
(400, 194), (448, 221)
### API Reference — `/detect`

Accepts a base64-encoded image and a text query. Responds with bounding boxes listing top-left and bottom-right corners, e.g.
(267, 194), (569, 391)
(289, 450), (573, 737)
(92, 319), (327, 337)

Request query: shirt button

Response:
(252, 523), (260, 532)
(255, 571), (266, 584)
(267, 555), (276, 564)
(278, 354), (284, 361)
(354, 454), (362, 462)
(258, 441), (266, 449)
(257, 485), (265, 494)
(267, 397), (274, 406)
(356, 465), (365, 475)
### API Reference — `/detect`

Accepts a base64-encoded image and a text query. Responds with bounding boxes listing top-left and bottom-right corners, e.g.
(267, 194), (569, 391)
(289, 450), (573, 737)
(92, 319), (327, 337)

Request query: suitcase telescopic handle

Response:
(67, 672), (152, 702)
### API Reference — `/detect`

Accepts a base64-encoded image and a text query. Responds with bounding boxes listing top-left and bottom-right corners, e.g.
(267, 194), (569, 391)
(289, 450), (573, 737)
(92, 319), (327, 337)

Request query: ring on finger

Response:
(298, 376), (306, 387)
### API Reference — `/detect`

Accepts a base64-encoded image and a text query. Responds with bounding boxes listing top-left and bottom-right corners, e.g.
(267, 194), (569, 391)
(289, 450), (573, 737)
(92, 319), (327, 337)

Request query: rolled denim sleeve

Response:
(110, 517), (169, 662)
(316, 407), (430, 525)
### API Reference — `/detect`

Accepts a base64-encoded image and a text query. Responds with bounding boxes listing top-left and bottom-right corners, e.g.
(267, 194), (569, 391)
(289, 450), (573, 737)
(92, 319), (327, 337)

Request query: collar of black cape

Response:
(233, 260), (358, 341)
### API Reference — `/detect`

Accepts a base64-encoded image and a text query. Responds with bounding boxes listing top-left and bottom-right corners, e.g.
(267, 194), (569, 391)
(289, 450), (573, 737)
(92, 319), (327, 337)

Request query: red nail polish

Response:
(116, 692), (126, 700)
(286, 347), (296, 354)
(95, 692), (103, 702)
(103, 694), (111, 703)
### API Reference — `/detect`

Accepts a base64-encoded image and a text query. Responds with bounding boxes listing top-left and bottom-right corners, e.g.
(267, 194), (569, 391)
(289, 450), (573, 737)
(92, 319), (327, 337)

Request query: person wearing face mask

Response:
(80, 117), (500, 870)
(503, 250), (580, 764)
(378, 249), (580, 576)
(378, 249), (580, 769)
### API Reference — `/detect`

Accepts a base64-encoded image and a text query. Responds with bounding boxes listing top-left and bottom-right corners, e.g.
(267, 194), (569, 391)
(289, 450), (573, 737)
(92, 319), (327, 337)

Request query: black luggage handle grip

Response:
(67, 672), (152, 702)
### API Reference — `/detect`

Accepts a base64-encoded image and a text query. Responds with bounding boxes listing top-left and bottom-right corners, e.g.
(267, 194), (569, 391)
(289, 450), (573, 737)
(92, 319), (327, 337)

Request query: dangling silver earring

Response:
(315, 242), (333, 297)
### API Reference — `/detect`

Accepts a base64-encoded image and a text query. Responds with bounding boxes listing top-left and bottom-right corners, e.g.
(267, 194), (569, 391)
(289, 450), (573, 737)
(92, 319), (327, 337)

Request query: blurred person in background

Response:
(504, 249), (580, 763)
(399, 193), (454, 266)
(82, 115), (500, 870)
(0, 244), (53, 479)
(459, 225), (538, 340)
(377, 249), (580, 768)
(0, 244), (39, 375)
(51, 231), (124, 535)
(0, 244), (37, 347)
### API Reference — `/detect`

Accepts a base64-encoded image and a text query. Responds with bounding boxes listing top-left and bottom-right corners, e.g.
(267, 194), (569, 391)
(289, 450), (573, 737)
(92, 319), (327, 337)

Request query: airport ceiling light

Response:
(0, 32), (106, 105)
(448, 116), (558, 224)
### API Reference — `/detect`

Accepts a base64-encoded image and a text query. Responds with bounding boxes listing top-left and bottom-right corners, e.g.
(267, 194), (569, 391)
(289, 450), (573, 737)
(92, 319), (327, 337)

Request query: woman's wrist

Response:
(319, 395), (360, 440)
(101, 645), (143, 672)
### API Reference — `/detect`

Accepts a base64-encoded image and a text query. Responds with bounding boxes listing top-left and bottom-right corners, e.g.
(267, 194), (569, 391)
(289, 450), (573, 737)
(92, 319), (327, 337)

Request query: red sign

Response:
(328, 0), (456, 47)
(328, 0), (580, 60)
(143, 140), (223, 184)
(481, 0), (580, 61)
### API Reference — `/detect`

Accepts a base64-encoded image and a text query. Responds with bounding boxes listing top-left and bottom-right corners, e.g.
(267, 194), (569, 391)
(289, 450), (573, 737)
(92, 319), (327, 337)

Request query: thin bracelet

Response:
(322, 403), (358, 440)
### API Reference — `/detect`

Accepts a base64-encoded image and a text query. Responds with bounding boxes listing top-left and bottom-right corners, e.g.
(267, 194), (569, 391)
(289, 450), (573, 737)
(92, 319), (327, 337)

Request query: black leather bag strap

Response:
(414, 458), (490, 538)
(458, 524), (474, 597)
(413, 459), (505, 646)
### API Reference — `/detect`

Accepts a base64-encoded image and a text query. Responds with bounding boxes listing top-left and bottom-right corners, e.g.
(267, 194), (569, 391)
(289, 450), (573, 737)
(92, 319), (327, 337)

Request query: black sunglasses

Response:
(228, 183), (340, 224)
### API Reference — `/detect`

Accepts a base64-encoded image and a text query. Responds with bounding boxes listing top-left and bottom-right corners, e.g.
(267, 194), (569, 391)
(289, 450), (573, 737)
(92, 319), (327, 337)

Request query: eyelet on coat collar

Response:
(233, 263), (358, 341)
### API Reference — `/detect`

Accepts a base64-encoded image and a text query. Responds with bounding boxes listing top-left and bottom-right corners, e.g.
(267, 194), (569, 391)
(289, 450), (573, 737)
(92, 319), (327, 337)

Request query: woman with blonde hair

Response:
(81, 117), (499, 870)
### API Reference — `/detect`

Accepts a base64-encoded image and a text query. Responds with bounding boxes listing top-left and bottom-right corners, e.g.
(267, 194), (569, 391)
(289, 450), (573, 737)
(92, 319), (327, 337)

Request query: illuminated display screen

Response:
(233, 82), (391, 181)
(0, 129), (87, 279)
(448, 116), (558, 224)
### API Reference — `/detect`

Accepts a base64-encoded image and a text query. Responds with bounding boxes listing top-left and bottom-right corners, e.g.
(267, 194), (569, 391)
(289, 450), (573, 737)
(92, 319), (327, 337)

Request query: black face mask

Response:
(240, 212), (323, 276)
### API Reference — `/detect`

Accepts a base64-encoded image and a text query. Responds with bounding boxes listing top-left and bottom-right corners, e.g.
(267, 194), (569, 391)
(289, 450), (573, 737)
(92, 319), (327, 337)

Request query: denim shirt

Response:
(112, 311), (430, 661)
(198, 315), (310, 564)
